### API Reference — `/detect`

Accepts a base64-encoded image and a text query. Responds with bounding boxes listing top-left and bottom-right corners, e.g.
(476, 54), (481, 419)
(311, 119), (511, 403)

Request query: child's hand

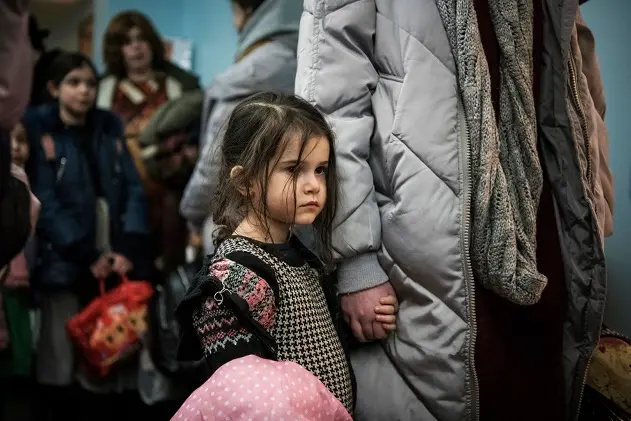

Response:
(374, 295), (398, 332)
(90, 254), (112, 279)
(107, 252), (133, 276)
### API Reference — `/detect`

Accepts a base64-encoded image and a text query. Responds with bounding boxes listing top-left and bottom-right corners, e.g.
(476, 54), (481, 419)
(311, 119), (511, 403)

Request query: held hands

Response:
(341, 281), (399, 343)
(89, 254), (112, 279)
(107, 252), (133, 276)
(89, 252), (133, 279)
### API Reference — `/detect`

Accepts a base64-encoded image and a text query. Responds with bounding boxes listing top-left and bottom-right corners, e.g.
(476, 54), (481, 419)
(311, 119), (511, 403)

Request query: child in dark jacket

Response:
(23, 52), (150, 418)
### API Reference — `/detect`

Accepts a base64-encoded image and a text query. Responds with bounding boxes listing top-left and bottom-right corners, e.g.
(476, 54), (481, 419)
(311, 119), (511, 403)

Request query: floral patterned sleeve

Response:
(192, 257), (277, 365)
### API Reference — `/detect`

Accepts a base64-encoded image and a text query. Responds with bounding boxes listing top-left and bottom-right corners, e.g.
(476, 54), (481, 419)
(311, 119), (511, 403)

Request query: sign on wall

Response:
(164, 37), (193, 71)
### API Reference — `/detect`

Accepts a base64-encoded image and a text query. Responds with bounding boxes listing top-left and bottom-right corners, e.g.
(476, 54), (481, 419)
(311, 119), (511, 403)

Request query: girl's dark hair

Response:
(30, 48), (65, 106)
(103, 11), (165, 78)
(213, 92), (338, 263)
(48, 52), (98, 87)
(232, 0), (265, 11)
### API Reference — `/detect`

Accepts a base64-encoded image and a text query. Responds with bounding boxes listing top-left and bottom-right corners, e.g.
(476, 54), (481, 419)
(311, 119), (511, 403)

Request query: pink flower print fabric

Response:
(171, 355), (353, 421)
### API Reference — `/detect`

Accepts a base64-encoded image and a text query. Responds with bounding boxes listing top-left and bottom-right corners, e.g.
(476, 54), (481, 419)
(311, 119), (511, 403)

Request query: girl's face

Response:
(122, 26), (153, 74)
(10, 123), (29, 168)
(231, 2), (252, 33)
(49, 64), (97, 118)
(254, 135), (330, 238)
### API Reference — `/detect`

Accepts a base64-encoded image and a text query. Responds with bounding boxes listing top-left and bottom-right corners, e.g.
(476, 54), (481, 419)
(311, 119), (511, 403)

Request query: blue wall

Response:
(92, 0), (237, 86)
(180, 1), (238, 86)
(582, 0), (631, 336)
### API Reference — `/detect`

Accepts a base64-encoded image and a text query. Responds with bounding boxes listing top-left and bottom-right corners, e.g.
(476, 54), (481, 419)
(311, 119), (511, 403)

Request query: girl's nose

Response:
(303, 173), (321, 194)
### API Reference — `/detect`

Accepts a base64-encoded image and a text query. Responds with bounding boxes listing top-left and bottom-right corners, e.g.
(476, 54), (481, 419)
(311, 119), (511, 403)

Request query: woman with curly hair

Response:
(99, 11), (200, 278)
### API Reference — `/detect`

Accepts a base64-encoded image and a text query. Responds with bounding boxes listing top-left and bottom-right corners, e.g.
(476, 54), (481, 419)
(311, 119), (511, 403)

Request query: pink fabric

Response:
(3, 164), (40, 288)
(171, 356), (352, 421)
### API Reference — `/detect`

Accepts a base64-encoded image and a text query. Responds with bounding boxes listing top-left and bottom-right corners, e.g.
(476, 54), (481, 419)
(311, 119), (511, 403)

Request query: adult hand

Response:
(341, 281), (396, 342)
(107, 252), (133, 276)
(90, 254), (112, 279)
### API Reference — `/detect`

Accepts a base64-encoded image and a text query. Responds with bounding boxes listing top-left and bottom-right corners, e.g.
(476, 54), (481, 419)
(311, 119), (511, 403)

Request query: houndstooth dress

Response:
(205, 236), (354, 412)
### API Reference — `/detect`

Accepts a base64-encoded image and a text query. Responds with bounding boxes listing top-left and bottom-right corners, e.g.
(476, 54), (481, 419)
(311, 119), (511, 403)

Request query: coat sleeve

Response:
(114, 117), (150, 235)
(180, 99), (239, 229)
(576, 11), (614, 237)
(295, 0), (388, 293)
(0, 0), (32, 130)
(192, 258), (277, 368)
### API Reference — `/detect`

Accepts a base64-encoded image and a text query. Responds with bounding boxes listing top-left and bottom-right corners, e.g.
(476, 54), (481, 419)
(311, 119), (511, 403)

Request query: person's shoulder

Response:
(91, 107), (119, 121)
(213, 237), (279, 289)
(91, 108), (123, 137)
(23, 103), (56, 131)
(98, 73), (117, 88)
(163, 61), (200, 91)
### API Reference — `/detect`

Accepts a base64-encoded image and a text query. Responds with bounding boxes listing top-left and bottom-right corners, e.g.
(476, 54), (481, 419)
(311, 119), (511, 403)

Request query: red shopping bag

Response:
(66, 275), (153, 376)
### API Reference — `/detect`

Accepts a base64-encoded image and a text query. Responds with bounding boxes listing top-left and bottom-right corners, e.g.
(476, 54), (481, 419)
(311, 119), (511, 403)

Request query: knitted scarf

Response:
(435, 0), (547, 305)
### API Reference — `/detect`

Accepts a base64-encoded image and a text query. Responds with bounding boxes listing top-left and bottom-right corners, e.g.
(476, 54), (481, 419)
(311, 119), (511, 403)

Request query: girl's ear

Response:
(47, 81), (60, 99)
(230, 165), (248, 196)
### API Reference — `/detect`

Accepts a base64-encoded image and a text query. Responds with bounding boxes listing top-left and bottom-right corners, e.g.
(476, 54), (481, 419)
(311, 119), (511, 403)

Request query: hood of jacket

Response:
(206, 33), (298, 102)
(235, 0), (302, 60)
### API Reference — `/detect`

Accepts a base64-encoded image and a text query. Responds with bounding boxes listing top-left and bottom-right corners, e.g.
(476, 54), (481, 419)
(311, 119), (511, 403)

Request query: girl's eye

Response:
(315, 166), (328, 176)
(286, 165), (298, 174)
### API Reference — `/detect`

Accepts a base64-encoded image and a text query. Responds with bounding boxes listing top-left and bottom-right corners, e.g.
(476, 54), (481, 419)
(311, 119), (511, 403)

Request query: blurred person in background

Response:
(0, 0), (34, 270)
(0, 121), (41, 421)
(180, 0), (303, 254)
(0, 3), (38, 419)
(99, 10), (200, 278)
(24, 52), (149, 421)
(27, 15), (65, 109)
(28, 14), (49, 62)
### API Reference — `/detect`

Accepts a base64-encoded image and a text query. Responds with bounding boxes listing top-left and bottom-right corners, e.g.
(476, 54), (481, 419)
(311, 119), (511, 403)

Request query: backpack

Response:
(145, 259), (206, 386)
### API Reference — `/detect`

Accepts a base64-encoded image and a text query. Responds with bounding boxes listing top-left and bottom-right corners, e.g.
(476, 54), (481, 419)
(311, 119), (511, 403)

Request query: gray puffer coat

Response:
(295, 0), (609, 420)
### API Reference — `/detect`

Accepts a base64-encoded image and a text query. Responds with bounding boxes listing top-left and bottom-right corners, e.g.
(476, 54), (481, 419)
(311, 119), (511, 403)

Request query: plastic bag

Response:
(66, 275), (153, 376)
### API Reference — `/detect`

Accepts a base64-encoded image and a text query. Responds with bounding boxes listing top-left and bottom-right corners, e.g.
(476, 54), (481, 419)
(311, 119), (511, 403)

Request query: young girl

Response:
(175, 92), (398, 414)
(23, 52), (149, 419)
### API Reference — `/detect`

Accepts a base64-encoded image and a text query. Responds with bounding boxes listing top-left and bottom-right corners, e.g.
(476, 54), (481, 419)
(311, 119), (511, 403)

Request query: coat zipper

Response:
(568, 53), (598, 421)
(568, 52), (592, 186)
(458, 99), (480, 421)
(56, 157), (67, 182)
(575, 338), (596, 420)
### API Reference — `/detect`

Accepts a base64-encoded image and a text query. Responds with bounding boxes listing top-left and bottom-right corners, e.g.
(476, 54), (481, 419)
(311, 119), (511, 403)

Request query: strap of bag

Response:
(99, 274), (130, 296)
